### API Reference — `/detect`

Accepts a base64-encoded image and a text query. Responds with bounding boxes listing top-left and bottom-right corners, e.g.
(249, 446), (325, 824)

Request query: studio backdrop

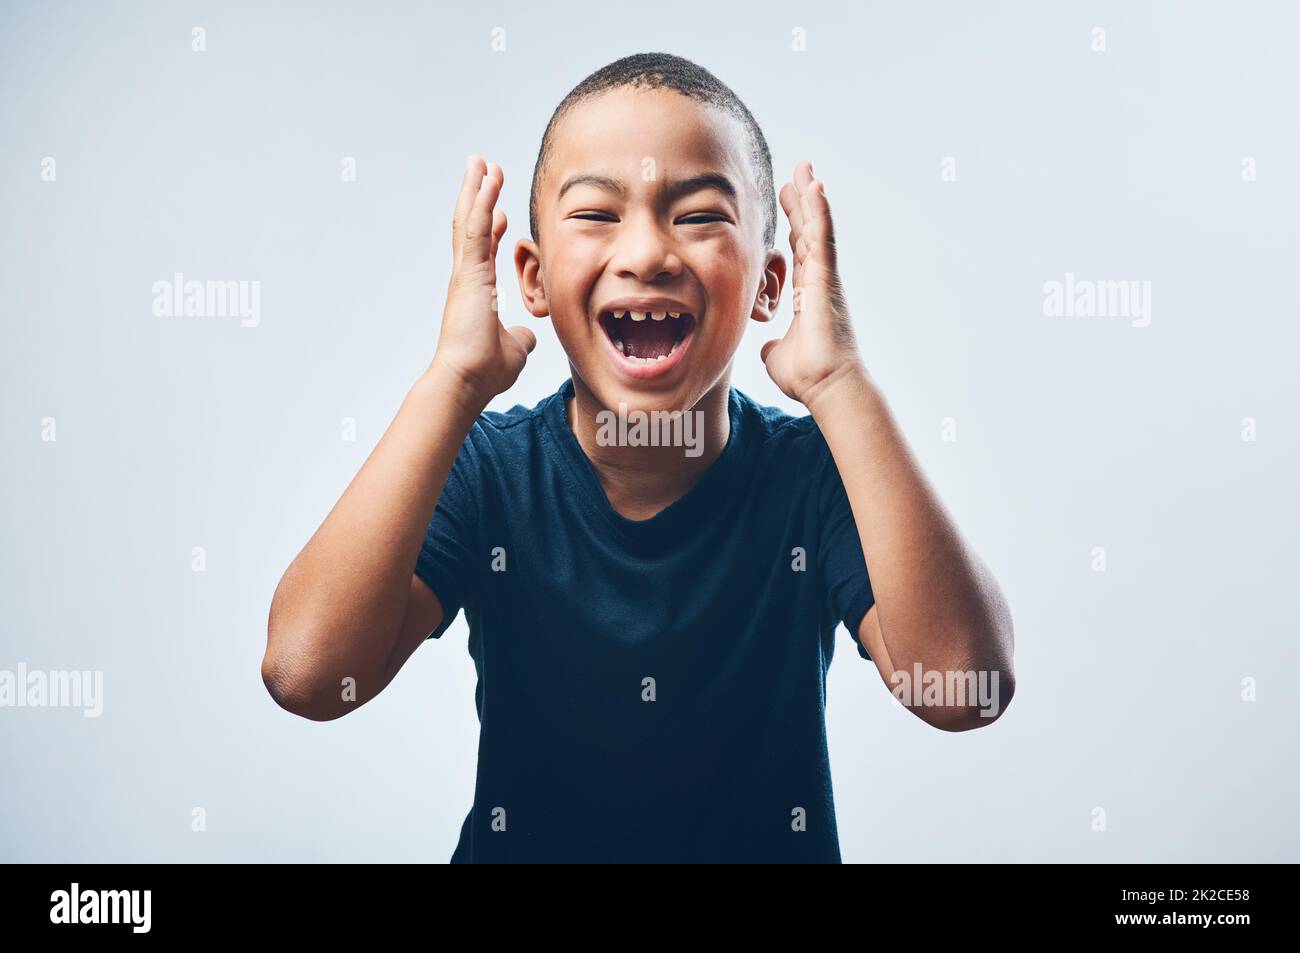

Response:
(1, 0), (1296, 862)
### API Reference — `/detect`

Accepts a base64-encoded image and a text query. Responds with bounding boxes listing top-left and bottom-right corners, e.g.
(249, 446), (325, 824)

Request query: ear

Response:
(749, 248), (787, 323)
(514, 237), (551, 319)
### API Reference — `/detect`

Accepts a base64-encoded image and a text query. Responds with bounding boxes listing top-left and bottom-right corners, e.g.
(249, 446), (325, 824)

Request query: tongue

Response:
(619, 319), (678, 359)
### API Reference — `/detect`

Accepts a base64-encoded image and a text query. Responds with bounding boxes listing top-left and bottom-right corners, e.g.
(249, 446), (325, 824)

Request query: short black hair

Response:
(528, 52), (777, 250)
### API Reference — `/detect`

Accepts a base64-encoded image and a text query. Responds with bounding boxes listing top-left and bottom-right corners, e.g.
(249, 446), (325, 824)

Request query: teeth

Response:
(610, 315), (688, 364)
(609, 308), (689, 320)
(618, 350), (676, 364)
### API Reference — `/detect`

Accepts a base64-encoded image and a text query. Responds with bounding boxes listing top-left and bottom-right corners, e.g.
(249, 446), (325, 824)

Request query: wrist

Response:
(802, 360), (876, 420)
(412, 360), (495, 422)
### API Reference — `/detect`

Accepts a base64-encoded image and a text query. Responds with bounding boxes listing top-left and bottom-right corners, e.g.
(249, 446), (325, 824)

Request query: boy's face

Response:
(515, 87), (785, 416)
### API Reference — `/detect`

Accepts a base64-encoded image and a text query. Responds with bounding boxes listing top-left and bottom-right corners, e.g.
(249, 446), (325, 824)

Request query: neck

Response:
(566, 376), (732, 521)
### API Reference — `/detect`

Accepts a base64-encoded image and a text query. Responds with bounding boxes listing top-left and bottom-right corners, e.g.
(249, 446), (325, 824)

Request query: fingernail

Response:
(466, 155), (476, 169)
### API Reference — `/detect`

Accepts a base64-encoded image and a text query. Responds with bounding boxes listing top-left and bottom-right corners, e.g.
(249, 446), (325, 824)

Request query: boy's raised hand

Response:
(762, 161), (866, 412)
(431, 156), (536, 404)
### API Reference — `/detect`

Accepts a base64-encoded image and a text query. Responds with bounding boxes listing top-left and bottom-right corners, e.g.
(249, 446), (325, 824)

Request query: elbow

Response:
(931, 607), (1016, 732)
(893, 626), (1015, 732)
(264, 583), (354, 721)
(261, 644), (349, 722)
(923, 666), (1015, 733)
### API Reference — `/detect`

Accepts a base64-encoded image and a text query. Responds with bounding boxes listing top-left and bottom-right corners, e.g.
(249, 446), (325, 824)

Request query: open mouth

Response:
(598, 309), (697, 365)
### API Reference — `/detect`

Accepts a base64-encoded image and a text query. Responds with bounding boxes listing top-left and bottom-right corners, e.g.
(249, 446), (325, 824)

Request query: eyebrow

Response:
(557, 173), (627, 200)
(665, 172), (738, 204)
(557, 171), (738, 205)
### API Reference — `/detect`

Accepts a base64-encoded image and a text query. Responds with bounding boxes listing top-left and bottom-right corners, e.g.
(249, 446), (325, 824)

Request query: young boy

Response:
(264, 53), (1015, 863)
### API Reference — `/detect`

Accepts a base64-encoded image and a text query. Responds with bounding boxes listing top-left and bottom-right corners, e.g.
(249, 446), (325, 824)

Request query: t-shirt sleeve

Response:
(413, 430), (483, 641)
(814, 432), (876, 661)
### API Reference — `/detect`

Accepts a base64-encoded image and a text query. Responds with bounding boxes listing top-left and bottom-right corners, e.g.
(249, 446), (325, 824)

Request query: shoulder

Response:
(731, 390), (855, 530)
(439, 384), (565, 491)
(464, 383), (564, 448)
(731, 387), (832, 462)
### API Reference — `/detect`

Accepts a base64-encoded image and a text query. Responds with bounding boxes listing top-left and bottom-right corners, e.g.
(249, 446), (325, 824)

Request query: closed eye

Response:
(568, 212), (730, 225)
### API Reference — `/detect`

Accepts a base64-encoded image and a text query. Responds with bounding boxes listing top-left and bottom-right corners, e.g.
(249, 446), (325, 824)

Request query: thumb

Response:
(506, 325), (537, 354)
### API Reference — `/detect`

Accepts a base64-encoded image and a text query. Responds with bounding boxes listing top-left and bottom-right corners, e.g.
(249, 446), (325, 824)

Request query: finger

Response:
(780, 181), (804, 274)
(779, 184), (805, 287)
(461, 162), (503, 268)
(760, 338), (781, 364)
(796, 231), (813, 261)
(452, 155), (487, 261)
(800, 178), (834, 243)
(789, 230), (802, 292)
(787, 164), (817, 280)
(793, 159), (816, 194)
(490, 208), (508, 261)
(779, 181), (805, 234)
(797, 176), (837, 269)
(505, 324), (537, 354)
(791, 161), (817, 228)
(811, 180), (838, 266)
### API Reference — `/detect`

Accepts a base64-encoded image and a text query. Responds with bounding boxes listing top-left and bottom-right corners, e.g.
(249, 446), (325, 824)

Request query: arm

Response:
(263, 156), (534, 721)
(821, 375), (1014, 731)
(762, 161), (1015, 732)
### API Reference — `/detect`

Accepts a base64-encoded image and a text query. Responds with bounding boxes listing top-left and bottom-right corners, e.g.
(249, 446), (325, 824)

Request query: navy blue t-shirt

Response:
(414, 377), (875, 863)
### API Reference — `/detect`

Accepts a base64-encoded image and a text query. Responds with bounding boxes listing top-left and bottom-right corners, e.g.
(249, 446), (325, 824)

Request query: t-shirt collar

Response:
(541, 378), (748, 546)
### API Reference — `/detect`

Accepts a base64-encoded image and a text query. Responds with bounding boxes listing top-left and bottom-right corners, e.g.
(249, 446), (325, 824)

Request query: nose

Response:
(609, 211), (682, 283)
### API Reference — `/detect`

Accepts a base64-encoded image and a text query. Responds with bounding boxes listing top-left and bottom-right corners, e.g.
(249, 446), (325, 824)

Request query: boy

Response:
(264, 53), (1015, 863)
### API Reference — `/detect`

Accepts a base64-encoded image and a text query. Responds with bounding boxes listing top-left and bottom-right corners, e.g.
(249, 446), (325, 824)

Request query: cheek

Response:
(541, 244), (601, 325)
(691, 241), (756, 330)
(547, 229), (606, 269)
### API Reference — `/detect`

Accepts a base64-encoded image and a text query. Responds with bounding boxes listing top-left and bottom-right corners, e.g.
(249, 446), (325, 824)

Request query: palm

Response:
(762, 162), (860, 404)
(435, 157), (535, 399)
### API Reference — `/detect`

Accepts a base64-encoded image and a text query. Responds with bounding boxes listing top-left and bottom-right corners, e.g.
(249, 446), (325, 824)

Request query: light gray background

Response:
(2, 0), (1296, 862)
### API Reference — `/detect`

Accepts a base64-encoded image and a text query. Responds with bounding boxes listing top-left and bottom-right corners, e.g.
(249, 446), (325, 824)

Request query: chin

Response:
(580, 364), (726, 420)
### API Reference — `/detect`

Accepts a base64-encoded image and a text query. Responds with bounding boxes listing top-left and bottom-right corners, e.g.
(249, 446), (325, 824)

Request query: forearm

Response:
(264, 362), (488, 711)
(807, 366), (1015, 685)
